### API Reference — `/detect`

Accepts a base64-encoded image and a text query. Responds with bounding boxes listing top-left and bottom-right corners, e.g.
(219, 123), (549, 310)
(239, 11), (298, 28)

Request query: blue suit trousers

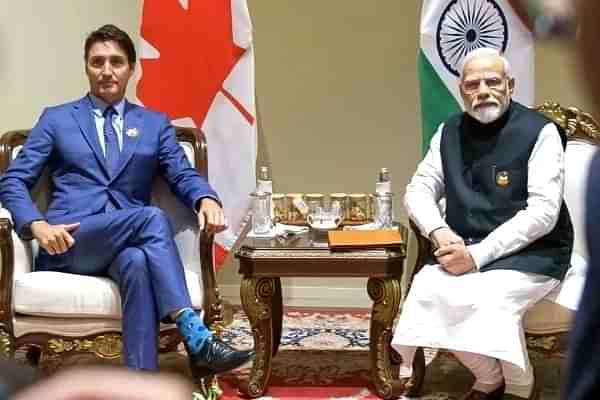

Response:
(36, 206), (193, 371)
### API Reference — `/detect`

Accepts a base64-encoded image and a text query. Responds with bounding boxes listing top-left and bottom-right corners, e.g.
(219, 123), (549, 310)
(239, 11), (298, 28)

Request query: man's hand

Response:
(434, 243), (476, 275)
(429, 227), (464, 249)
(30, 220), (80, 255)
(197, 198), (227, 234)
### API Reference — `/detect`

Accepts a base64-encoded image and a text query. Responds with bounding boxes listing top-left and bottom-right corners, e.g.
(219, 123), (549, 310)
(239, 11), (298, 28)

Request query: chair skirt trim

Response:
(2, 329), (183, 373)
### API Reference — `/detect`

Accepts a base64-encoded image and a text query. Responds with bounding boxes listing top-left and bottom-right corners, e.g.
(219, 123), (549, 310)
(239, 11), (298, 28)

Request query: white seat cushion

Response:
(14, 269), (204, 319)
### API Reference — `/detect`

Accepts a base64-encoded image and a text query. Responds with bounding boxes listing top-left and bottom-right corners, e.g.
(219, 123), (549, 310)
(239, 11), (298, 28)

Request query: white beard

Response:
(468, 100), (509, 124)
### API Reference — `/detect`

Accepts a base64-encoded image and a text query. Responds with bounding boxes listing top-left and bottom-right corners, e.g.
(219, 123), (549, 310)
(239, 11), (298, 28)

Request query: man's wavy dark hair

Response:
(84, 24), (136, 65)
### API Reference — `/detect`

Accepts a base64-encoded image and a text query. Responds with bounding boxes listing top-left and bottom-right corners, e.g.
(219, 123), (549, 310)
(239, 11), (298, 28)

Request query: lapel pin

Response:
(496, 170), (510, 187)
(126, 128), (139, 138)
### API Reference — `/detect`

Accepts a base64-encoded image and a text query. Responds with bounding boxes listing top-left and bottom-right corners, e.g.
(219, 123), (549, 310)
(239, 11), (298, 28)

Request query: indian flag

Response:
(419, 0), (535, 152)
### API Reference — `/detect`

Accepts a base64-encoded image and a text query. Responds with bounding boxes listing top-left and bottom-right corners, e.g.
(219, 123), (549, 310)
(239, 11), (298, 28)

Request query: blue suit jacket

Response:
(565, 151), (600, 399)
(0, 96), (219, 238)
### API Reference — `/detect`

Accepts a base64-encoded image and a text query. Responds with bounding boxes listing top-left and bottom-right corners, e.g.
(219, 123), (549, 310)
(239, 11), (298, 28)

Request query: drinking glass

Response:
(250, 191), (272, 234)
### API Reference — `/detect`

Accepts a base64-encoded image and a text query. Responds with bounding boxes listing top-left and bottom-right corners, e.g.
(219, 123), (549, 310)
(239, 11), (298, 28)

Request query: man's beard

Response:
(468, 98), (509, 124)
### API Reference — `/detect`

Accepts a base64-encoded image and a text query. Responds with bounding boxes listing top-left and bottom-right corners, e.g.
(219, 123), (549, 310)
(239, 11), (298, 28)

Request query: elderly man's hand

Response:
(31, 220), (80, 255)
(197, 198), (227, 234)
(434, 243), (476, 276)
(429, 227), (464, 249)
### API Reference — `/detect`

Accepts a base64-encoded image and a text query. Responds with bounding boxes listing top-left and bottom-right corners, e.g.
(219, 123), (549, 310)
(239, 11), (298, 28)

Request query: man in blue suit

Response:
(0, 24), (253, 375)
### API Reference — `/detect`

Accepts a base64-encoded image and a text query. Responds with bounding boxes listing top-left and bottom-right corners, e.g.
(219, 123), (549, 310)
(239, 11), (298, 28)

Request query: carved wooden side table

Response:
(234, 227), (407, 399)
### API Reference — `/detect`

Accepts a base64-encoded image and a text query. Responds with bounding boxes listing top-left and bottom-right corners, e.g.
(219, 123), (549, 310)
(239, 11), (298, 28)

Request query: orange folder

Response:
(328, 230), (403, 249)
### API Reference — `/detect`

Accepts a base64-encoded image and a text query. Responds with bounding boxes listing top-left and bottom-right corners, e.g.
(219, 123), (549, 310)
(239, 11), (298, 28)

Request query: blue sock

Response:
(175, 308), (212, 354)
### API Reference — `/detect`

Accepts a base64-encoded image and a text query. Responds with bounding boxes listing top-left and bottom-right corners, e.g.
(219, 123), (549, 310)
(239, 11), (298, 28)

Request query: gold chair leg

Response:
(0, 327), (13, 360)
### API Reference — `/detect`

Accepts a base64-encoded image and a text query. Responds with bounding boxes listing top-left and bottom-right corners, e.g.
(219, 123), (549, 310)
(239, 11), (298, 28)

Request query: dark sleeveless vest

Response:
(440, 101), (573, 280)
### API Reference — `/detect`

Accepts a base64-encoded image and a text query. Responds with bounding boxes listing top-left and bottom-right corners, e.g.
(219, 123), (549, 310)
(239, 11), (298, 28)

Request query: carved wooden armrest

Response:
(407, 220), (434, 292)
(0, 217), (15, 336)
(536, 101), (600, 145)
(198, 230), (224, 334)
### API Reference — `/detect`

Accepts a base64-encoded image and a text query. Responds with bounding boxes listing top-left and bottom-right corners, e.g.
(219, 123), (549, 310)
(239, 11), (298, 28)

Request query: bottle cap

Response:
(259, 166), (270, 180)
(379, 168), (390, 182)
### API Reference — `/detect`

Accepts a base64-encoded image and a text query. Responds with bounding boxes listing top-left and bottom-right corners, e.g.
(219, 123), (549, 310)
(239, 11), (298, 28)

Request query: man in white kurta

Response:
(392, 48), (572, 400)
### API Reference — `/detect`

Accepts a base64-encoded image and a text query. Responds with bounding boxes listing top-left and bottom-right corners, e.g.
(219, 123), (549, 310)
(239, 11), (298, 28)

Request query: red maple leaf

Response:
(138, 1), (248, 127)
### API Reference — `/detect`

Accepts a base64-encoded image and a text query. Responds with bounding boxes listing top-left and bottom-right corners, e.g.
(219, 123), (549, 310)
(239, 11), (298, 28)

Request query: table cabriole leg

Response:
(367, 277), (404, 399)
(272, 278), (283, 356)
(239, 277), (276, 398)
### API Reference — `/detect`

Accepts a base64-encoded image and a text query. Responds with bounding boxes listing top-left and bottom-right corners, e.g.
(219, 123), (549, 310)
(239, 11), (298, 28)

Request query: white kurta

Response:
(392, 121), (567, 369)
(393, 267), (558, 370)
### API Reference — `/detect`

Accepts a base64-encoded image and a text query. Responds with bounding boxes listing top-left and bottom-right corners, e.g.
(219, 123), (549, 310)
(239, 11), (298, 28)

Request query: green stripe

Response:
(418, 49), (461, 155)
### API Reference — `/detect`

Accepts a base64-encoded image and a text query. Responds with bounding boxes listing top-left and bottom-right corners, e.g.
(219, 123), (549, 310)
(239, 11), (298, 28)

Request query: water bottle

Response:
(376, 167), (391, 194)
(257, 166), (272, 193)
(375, 168), (393, 228)
(256, 166), (274, 225)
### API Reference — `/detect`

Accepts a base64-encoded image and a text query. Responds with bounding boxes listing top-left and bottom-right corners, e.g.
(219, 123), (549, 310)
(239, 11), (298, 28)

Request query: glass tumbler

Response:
(250, 191), (272, 234)
(330, 193), (348, 222)
(305, 193), (325, 215)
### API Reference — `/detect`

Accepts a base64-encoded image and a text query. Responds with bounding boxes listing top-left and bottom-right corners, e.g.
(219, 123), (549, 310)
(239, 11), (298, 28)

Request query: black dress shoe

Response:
(187, 335), (255, 377)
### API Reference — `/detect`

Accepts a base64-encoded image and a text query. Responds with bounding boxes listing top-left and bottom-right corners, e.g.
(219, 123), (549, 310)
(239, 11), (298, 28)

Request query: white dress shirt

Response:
(405, 121), (565, 269)
(89, 94), (125, 154)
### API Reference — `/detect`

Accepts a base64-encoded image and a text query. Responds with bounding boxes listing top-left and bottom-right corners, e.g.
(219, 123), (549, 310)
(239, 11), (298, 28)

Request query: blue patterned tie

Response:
(103, 106), (120, 176)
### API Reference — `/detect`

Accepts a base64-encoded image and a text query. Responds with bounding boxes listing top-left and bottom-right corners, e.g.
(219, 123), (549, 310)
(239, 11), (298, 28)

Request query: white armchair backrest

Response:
(151, 142), (202, 275)
(9, 141), (203, 276)
(564, 140), (596, 260)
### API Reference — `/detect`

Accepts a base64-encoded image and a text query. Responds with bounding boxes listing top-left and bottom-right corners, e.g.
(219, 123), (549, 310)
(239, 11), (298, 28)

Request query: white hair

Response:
(460, 48), (512, 79)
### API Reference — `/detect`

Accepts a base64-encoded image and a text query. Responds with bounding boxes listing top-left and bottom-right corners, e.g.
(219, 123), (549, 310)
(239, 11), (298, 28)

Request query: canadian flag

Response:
(136, 0), (257, 267)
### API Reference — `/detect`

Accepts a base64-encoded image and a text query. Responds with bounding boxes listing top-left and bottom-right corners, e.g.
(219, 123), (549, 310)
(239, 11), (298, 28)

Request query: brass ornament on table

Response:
(348, 193), (369, 223)
(285, 193), (305, 224)
(271, 194), (286, 224)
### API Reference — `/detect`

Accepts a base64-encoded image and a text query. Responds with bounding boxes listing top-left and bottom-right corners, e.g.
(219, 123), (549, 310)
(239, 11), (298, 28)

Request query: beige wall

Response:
(0, 1), (592, 305)
(0, 1), (143, 131)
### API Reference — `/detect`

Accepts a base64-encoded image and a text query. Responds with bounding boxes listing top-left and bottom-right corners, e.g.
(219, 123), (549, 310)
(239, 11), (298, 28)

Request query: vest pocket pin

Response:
(495, 170), (510, 187)
(126, 128), (139, 138)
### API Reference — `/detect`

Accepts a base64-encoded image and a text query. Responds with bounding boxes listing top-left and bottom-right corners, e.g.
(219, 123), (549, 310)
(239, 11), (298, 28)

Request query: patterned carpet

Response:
(51, 307), (563, 399)
(213, 307), (563, 399)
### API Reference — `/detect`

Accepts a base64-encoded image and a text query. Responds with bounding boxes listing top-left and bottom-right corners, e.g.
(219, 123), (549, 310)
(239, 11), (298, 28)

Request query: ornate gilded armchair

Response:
(404, 102), (599, 392)
(0, 128), (224, 376)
